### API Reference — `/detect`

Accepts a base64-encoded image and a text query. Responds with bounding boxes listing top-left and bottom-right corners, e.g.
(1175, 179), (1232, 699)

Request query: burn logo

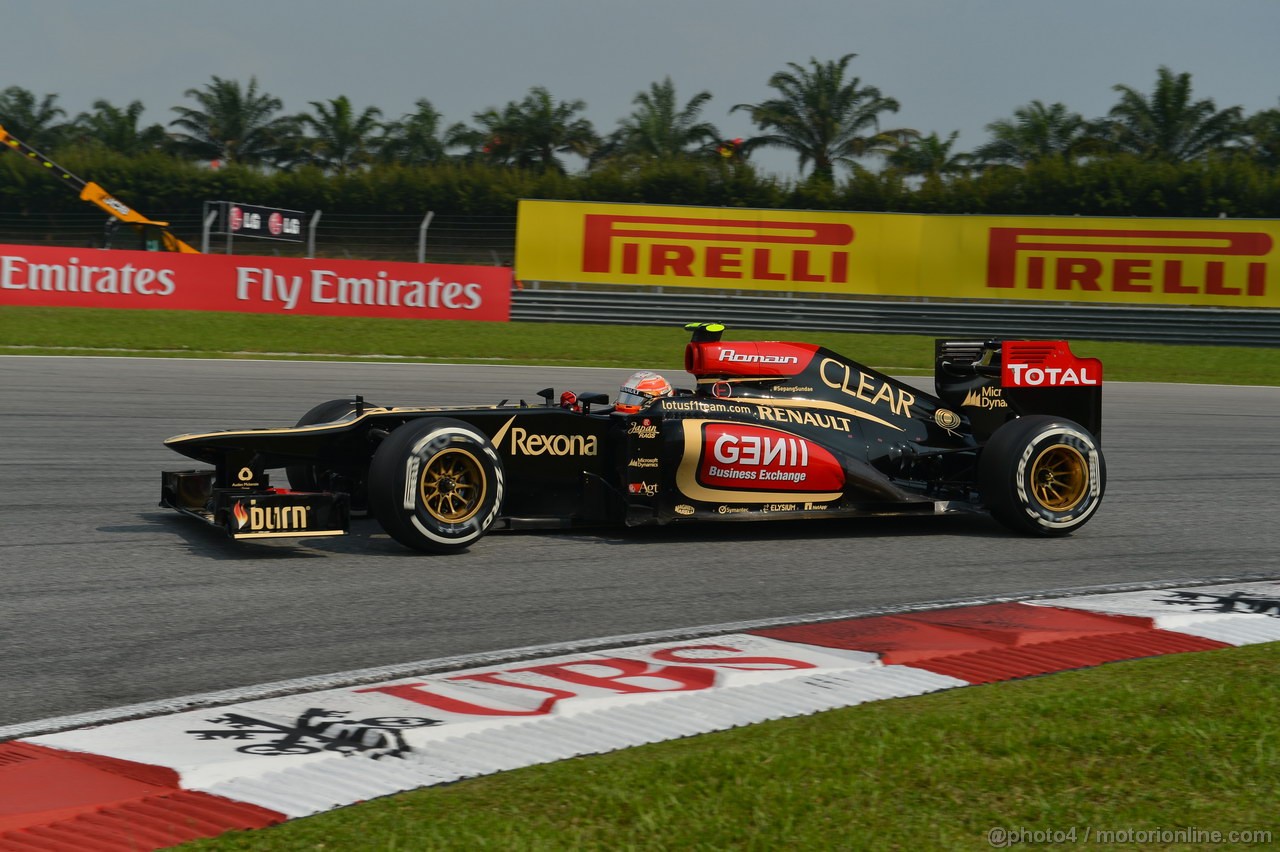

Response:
(234, 499), (310, 532)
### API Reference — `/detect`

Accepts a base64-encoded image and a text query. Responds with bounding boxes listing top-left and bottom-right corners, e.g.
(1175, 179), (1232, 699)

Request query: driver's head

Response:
(615, 371), (673, 413)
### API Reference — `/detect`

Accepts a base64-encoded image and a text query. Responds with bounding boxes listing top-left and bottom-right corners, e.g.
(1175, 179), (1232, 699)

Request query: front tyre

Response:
(287, 398), (378, 495)
(978, 415), (1105, 537)
(368, 418), (505, 553)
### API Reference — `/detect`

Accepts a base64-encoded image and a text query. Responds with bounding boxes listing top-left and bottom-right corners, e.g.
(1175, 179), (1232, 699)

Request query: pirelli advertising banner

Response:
(515, 199), (1280, 309)
(0, 244), (512, 321)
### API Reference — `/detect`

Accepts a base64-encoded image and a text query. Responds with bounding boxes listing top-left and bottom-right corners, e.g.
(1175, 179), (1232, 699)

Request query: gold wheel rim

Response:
(419, 448), (486, 524)
(1030, 444), (1088, 512)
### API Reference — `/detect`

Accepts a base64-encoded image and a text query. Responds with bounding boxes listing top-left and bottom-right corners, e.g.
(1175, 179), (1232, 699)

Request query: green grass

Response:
(2, 305), (1278, 384)
(185, 643), (1279, 850)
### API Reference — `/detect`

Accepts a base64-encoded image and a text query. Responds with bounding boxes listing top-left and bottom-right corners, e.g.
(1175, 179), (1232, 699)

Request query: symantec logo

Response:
(582, 214), (855, 284)
(987, 227), (1272, 298)
(1002, 340), (1103, 388)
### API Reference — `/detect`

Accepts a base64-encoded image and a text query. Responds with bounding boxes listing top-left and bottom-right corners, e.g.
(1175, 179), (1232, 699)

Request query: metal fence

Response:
(512, 287), (1280, 347)
(0, 210), (517, 266)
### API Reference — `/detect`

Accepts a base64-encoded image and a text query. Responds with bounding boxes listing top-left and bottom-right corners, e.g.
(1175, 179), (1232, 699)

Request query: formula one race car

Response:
(160, 322), (1106, 553)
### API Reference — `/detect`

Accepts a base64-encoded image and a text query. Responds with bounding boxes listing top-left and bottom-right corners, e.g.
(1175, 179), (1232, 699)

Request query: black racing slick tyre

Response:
(286, 398), (376, 493)
(368, 418), (505, 554)
(978, 415), (1106, 537)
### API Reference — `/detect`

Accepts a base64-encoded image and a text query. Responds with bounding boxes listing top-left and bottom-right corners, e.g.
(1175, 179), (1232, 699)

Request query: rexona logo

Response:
(1001, 341), (1103, 387)
(698, 423), (844, 492)
(491, 416), (599, 456)
(987, 227), (1272, 298)
(581, 214), (855, 284)
(233, 499), (310, 532)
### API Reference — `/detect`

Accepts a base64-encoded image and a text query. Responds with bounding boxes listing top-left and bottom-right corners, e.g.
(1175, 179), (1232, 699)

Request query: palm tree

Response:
(972, 100), (1093, 165)
(1241, 101), (1280, 168)
(451, 86), (597, 172)
(592, 77), (720, 167)
(445, 104), (517, 164)
(169, 76), (298, 166)
(886, 131), (973, 179)
(1101, 67), (1243, 162)
(379, 98), (448, 166)
(0, 86), (69, 148)
(72, 99), (167, 155)
(731, 54), (917, 182)
(298, 95), (384, 173)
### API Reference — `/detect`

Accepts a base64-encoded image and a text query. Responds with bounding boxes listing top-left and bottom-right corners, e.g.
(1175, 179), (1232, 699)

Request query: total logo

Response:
(1002, 341), (1103, 388)
(1005, 363), (1099, 387)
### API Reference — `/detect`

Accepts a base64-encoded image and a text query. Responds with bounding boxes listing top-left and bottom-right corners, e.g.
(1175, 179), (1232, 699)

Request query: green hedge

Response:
(3, 151), (1277, 232)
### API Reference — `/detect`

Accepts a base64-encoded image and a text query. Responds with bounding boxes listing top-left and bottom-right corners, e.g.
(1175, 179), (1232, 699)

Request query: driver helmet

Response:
(615, 371), (673, 413)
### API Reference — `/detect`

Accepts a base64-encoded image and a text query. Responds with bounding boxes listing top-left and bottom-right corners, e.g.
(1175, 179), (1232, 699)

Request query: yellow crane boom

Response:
(0, 123), (199, 253)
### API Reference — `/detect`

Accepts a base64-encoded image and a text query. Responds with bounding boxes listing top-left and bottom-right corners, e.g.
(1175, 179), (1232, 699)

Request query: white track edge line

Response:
(3, 569), (1277, 742)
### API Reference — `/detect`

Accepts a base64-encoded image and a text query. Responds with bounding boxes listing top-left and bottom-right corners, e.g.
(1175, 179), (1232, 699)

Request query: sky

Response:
(3, 0), (1278, 179)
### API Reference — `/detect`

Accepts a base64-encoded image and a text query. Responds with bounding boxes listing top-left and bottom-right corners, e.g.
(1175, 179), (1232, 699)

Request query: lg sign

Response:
(217, 201), (304, 243)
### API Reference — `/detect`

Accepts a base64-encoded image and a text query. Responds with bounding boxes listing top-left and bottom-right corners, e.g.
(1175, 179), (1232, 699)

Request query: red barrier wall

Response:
(0, 245), (512, 321)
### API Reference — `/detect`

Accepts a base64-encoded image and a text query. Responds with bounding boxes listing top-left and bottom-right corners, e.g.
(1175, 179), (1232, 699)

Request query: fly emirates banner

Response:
(0, 245), (513, 321)
(515, 199), (1280, 309)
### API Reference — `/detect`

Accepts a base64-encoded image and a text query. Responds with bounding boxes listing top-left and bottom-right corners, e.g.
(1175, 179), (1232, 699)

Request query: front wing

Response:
(161, 470), (350, 541)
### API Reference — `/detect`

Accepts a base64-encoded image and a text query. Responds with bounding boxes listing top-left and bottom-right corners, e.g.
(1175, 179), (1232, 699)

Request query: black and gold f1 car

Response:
(160, 323), (1106, 553)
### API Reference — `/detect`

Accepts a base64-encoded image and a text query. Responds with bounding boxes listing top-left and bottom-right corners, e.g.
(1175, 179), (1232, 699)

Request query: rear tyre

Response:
(978, 415), (1105, 537)
(286, 398), (376, 494)
(368, 418), (504, 553)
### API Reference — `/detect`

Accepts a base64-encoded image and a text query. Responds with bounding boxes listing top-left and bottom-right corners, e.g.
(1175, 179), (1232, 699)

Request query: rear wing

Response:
(935, 339), (1103, 443)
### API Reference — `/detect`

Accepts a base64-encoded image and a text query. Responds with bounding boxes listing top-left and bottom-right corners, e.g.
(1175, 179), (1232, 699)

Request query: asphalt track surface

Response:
(3, 356), (1279, 728)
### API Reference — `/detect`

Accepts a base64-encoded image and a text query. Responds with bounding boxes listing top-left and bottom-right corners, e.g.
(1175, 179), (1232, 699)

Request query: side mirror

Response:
(536, 387), (555, 405)
(577, 391), (610, 412)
